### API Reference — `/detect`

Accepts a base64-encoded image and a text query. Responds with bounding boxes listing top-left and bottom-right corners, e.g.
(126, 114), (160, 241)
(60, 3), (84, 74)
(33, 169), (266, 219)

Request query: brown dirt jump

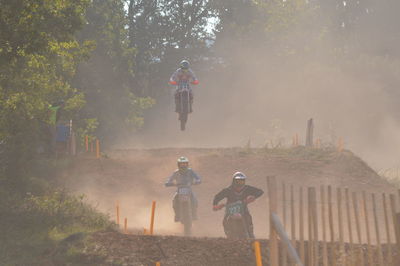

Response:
(59, 147), (396, 265)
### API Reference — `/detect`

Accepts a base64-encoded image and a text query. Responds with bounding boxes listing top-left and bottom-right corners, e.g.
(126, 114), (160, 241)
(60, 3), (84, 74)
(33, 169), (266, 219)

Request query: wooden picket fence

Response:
(266, 176), (400, 266)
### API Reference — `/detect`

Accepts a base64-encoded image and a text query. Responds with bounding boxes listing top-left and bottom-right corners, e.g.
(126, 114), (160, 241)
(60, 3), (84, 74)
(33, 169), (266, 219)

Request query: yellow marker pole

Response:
(253, 241), (263, 266)
(96, 139), (100, 158)
(124, 218), (127, 234)
(155, 262), (161, 266)
(85, 135), (89, 152)
(116, 201), (120, 227)
(150, 201), (156, 235)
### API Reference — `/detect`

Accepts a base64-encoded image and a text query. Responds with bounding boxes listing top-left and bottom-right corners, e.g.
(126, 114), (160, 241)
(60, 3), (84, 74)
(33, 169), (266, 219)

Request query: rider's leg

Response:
(174, 89), (181, 113)
(245, 213), (255, 238)
(174, 90), (180, 113)
(173, 193), (179, 222)
(189, 90), (193, 113)
(191, 192), (198, 220)
(222, 216), (230, 237)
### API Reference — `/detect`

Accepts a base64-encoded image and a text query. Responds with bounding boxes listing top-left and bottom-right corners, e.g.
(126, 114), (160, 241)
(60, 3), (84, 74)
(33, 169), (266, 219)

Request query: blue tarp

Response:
(56, 125), (70, 142)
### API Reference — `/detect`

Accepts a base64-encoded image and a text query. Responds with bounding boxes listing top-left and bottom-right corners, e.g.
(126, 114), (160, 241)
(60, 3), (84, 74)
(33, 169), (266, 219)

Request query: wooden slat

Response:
(352, 192), (364, 266)
(337, 188), (345, 265)
(290, 185), (296, 245)
(345, 188), (354, 266)
(382, 193), (393, 266)
(282, 182), (287, 266)
(389, 194), (400, 265)
(362, 191), (373, 266)
(320, 186), (328, 266)
(310, 187), (319, 265)
(327, 186), (336, 266)
(299, 186), (305, 264)
(308, 188), (314, 266)
(372, 193), (384, 266)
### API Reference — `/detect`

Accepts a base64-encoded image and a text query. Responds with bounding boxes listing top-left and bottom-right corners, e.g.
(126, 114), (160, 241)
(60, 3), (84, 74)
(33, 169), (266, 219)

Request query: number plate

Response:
(178, 187), (191, 195)
(226, 201), (243, 216)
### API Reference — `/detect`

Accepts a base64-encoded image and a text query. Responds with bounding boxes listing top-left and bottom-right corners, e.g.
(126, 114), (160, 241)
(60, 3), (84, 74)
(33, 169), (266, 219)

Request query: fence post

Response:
(116, 201), (120, 227)
(96, 139), (100, 158)
(345, 188), (355, 266)
(282, 182), (287, 266)
(390, 194), (400, 265)
(299, 187), (305, 264)
(372, 193), (384, 266)
(327, 186), (336, 266)
(85, 135), (89, 152)
(352, 192), (364, 265)
(150, 201), (156, 235)
(320, 186), (328, 266)
(305, 118), (314, 147)
(382, 193), (393, 266)
(290, 185), (296, 247)
(337, 188), (345, 265)
(308, 187), (319, 265)
(267, 176), (279, 266)
(362, 191), (373, 265)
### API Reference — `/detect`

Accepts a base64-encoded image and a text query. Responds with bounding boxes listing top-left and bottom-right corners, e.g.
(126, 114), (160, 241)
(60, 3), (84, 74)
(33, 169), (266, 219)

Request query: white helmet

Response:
(232, 171), (247, 180)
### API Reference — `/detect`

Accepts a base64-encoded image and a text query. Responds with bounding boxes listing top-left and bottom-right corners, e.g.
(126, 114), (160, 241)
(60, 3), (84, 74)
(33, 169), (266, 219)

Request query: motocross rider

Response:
(165, 156), (201, 222)
(169, 59), (199, 113)
(212, 172), (264, 238)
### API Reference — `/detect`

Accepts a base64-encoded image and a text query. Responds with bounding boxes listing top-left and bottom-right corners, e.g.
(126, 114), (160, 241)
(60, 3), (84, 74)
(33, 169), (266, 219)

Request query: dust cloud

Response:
(124, 3), (400, 171)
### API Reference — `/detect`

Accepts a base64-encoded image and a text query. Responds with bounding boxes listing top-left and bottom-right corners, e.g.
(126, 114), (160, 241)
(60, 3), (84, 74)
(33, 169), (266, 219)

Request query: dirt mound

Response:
(62, 147), (393, 240)
(65, 231), (269, 266)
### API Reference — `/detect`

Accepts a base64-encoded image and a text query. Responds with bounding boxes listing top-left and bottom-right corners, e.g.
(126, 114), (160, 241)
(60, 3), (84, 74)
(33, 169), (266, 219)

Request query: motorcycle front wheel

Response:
(179, 112), (188, 131)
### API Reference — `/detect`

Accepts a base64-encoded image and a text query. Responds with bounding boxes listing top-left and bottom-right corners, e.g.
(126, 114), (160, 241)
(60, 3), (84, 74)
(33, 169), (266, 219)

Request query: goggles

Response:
(178, 162), (189, 168)
(234, 179), (245, 185)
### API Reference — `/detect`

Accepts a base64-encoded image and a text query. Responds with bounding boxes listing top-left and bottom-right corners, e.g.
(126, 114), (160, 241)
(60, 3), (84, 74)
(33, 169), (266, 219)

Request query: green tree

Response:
(73, 0), (154, 143)
(0, 0), (90, 179)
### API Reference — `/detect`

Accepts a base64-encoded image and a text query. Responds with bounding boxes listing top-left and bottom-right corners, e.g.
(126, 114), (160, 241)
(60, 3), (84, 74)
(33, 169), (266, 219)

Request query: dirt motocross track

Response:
(61, 147), (395, 265)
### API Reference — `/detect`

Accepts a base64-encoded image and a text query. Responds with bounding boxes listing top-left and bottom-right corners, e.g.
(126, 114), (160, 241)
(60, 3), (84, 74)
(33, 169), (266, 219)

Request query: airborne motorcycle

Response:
(175, 80), (191, 131)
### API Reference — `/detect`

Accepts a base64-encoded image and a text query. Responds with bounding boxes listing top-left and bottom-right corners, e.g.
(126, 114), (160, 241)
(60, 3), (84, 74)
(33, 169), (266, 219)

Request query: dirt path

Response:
(62, 147), (394, 240)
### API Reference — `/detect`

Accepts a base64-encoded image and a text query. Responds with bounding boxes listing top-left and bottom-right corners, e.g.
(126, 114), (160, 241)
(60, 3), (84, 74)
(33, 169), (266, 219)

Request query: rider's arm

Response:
(165, 171), (178, 187)
(188, 69), (199, 85)
(213, 188), (229, 205)
(169, 69), (179, 85)
(190, 169), (201, 185)
(247, 186), (264, 199)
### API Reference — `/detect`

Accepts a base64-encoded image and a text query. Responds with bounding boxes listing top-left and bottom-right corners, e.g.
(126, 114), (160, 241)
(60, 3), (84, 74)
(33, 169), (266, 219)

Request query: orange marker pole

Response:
(150, 201), (156, 235)
(155, 262), (161, 266)
(116, 201), (120, 227)
(338, 137), (344, 152)
(124, 218), (127, 234)
(96, 139), (100, 158)
(85, 135), (89, 152)
(253, 241), (263, 266)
